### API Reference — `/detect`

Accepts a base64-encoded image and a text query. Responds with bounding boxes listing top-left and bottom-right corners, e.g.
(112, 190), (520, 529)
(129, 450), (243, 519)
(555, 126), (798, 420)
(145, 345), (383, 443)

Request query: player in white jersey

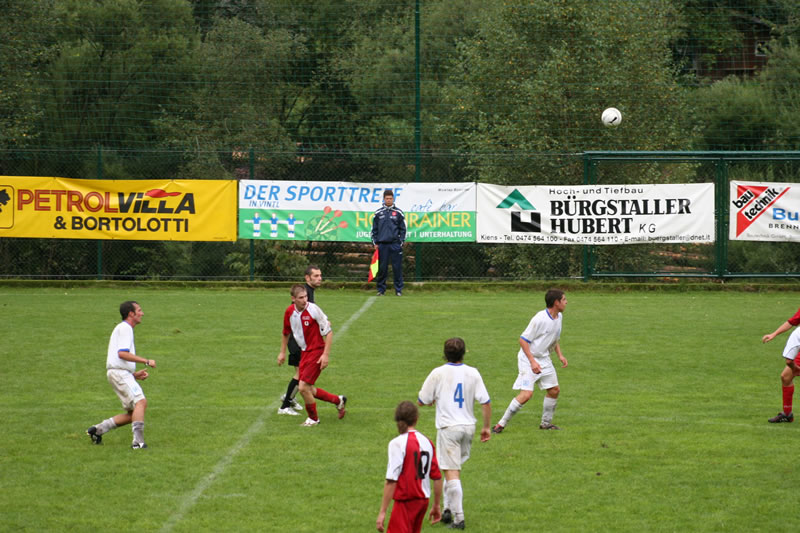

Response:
(418, 337), (491, 530)
(86, 301), (156, 449)
(493, 289), (568, 433)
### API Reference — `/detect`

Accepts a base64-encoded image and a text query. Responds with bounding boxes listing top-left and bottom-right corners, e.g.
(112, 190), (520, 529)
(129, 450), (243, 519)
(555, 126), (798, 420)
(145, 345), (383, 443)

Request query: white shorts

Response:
(107, 369), (145, 411)
(436, 425), (475, 471)
(513, 356), (559, 391)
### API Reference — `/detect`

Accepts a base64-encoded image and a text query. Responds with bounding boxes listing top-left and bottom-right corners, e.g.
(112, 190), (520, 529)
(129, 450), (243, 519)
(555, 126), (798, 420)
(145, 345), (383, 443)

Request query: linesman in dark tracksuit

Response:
(371, 189), (406, 296)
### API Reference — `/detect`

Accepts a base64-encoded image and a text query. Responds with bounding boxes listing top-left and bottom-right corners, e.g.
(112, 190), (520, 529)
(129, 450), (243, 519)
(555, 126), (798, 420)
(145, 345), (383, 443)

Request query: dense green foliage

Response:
(2, 1), (800, 279)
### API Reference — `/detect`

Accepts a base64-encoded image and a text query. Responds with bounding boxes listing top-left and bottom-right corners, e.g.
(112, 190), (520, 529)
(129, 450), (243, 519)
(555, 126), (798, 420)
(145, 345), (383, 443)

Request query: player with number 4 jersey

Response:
(418, 338), (491, 530)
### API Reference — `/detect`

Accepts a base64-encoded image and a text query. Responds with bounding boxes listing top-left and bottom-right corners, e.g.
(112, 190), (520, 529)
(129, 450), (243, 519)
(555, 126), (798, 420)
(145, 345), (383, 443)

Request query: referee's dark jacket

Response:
(371, 205), (406, 244)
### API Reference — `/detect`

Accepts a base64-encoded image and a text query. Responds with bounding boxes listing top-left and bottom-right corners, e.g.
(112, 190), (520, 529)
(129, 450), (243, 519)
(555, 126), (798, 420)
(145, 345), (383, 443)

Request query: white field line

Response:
(159, 296), (377, 532)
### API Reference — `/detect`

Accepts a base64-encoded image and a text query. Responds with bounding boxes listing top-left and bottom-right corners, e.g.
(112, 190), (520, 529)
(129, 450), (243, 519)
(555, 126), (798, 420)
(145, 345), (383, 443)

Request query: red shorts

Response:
(298, 348), (324, 385)
(387, 499), (428, 533)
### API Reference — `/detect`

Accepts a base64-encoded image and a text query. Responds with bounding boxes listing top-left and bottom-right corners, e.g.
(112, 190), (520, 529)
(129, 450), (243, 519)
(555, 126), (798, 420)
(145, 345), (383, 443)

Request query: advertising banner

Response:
(0, 177), (236, 241)
(729, 180), (800, 241)
(477, 183), (715, 245)
(238, 180), (476, 242)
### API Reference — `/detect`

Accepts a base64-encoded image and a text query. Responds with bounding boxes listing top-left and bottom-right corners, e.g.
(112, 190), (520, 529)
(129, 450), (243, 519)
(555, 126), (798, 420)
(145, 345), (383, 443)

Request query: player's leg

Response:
(538, 370), (561, 430)
(769, 359), (800, 423)
(376, 244), (390, 295)
(493, 361), (536, 433)
(391, 243), (404, 295)
(311, 385), (347, 419)
(90, 370), (143, 445)
(278, 354), (302, 414)
(131, 397), (148, 448)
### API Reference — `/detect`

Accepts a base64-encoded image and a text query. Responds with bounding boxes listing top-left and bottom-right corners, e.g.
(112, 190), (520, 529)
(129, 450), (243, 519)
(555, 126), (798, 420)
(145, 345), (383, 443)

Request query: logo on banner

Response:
(0, 185), (13, 229)
(732, 184), (789, 237)
(497, 189), (541, 232)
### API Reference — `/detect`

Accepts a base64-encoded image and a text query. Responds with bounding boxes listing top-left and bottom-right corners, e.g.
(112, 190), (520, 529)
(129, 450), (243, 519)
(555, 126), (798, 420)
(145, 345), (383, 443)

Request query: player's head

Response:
(443, 337), (466, 363)
(545, 289), (566, 308)
(119, 301), (142, 324)
(290, 284), (308, 309)
(305, 265), (322, 288)
(383, 189), (394, 207)
(394, 401), (419, 434)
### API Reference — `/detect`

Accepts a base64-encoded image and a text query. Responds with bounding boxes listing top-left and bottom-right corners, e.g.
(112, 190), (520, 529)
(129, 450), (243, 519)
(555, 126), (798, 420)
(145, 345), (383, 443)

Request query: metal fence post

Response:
(249, 147), (255, 281)
(97, 145), (103, 280)
(413, 0), (422, 282)
(581, 153), (595, 281)
(714, 157), (729, 278)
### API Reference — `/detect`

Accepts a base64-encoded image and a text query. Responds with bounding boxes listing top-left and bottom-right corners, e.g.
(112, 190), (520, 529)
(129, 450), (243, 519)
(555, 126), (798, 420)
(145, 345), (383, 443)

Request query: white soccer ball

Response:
(601, 107), (622, 127)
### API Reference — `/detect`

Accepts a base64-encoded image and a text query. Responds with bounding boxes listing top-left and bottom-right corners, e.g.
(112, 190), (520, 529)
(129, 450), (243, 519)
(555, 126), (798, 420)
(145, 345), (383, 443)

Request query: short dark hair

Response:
(120, 301), (138, 320)
(304, 264), (320, 277)
(545, 289), (565, 308)
(443, 337), (466, 363)
(383, 189), (394, 197)
(394, 401), (419, 433)
(290, 284), (307, 298)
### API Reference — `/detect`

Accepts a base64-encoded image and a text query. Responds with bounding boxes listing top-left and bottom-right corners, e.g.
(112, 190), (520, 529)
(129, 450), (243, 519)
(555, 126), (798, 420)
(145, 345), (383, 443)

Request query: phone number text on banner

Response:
(0, 177), (237, 241)
(477, 183), (715, 244)
(729, 180), (800, 242)
(238, 180), (476, 242)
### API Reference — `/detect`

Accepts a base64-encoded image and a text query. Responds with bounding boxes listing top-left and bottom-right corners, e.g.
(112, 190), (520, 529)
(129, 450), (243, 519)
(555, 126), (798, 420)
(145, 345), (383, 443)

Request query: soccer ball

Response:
(601, 107), (622, 127)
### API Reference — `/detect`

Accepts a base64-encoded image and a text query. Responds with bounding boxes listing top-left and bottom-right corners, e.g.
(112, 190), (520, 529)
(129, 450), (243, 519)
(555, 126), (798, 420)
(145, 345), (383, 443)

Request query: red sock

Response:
(305, 402), (319, 421)
(783, 385), (794, 415)
(314, 388), (339, 405)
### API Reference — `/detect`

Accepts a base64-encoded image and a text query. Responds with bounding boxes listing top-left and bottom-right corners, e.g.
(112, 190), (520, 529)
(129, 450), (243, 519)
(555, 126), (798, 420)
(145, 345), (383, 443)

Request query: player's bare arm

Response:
(317, 331), (333, 369)
(763, 321), (793, 343)
(555, 343), (568, 367)
(118, 349), (155, 368)
(519, 337), (541, 374)
(277, 333), (289, 365)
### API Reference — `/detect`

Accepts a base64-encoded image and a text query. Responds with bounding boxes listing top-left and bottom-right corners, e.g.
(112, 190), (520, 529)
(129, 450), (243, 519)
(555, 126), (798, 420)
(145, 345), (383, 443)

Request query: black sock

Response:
(282, 378), (299, 408)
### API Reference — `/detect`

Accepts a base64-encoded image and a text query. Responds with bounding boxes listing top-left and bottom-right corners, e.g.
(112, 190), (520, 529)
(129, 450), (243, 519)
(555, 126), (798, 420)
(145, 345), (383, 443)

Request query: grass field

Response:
(2, 286), (800, 532)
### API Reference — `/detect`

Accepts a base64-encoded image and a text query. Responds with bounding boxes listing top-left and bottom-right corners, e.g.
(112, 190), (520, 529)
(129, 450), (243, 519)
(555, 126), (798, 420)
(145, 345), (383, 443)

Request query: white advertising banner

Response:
(238, 180), (476, 242)
(477, 183), (715, 245)
(729, 181), (799, 242)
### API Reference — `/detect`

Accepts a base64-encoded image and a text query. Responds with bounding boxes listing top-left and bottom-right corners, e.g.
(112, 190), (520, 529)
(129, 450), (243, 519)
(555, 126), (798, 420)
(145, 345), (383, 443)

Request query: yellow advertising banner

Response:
(0, 177), (236, 241)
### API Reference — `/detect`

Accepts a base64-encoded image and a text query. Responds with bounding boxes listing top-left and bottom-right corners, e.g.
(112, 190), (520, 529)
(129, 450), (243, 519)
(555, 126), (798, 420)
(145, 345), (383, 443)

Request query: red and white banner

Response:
(729, 181), (798, 241)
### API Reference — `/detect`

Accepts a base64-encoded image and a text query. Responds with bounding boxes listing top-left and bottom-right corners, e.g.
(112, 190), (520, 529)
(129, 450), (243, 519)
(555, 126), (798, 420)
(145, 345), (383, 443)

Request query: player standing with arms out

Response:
(278, 284), (346, 426)
(371, 189), (406, 296)
(86, 301), (156, 449)
(493, 289), (568, 433)
(277, 265), (323, 415)
(376, 401), (443, 533)
(762, 306), (800, 423)
(418, 337), (491, 530)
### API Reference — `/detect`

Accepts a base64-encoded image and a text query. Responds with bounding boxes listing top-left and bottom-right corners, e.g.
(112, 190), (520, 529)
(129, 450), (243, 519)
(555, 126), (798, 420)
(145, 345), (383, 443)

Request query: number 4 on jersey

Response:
(453, 382), (464, 408)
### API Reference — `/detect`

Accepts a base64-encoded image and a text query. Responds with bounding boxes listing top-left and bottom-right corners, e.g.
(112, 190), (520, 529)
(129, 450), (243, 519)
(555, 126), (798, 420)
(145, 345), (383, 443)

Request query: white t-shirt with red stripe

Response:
(385, 429), (441, 501)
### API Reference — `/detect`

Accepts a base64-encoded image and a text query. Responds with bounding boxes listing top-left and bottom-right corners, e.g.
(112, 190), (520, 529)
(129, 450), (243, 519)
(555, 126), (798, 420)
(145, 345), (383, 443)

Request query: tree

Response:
(0, 0), (55, 153)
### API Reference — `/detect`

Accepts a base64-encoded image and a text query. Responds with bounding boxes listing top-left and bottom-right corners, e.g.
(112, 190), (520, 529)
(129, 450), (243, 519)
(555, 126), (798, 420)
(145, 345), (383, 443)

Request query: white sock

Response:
(542, 396), (557, 424)
(446, 479), (464, 522)
(442, 479), (449, 510)
(499, 398), (523, 427)
(96, 417), (117, 435)
(132, 421), (145, 444)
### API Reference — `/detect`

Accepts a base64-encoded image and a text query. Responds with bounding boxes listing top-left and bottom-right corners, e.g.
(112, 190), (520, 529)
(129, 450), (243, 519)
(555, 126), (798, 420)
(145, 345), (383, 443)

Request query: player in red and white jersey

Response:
(377, 401), (442, 533)
(762, 307), (800, 423)
(278, 284), (346, 426)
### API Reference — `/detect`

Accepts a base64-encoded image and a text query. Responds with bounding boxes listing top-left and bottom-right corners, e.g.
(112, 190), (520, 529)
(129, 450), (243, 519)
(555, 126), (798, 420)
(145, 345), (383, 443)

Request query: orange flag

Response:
(367, 249), (379, 282)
